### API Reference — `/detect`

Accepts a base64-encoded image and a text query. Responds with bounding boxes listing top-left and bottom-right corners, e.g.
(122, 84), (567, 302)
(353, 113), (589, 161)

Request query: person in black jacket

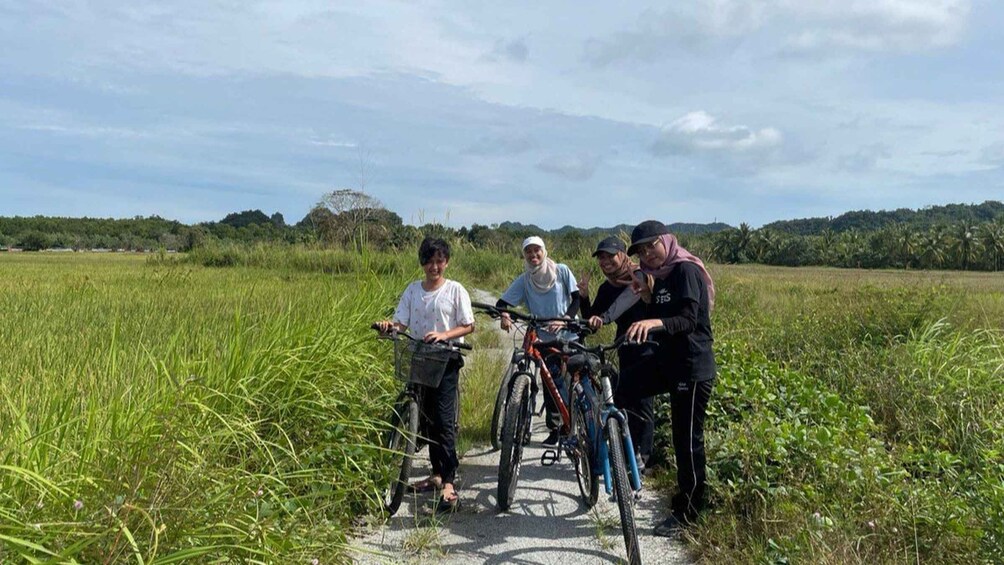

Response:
(577, 236), (655, 471)
(623, 220), (717, 537)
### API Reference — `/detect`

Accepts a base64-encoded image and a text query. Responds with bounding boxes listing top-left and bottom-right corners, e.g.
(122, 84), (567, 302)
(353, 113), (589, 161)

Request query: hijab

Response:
(522, 236), (559, 294)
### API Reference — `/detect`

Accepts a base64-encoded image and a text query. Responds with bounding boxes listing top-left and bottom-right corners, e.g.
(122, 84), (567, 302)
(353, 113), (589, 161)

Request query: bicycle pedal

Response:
(540, 449), (560, 466)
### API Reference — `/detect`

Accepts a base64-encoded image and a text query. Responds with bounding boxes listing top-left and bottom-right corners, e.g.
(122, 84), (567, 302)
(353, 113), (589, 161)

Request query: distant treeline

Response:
(3, 194), (1003, 271)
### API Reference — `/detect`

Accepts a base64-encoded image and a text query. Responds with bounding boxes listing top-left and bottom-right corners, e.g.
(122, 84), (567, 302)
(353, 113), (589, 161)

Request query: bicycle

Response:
(566, 334), (655, 565)
(371, 324), (472, 516)
(471, 302), (601, 511)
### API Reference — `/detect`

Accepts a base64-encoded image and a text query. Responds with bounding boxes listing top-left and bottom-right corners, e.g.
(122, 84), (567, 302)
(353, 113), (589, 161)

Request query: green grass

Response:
(4, 249), (1003, 563)
(0, 254), (408, 563)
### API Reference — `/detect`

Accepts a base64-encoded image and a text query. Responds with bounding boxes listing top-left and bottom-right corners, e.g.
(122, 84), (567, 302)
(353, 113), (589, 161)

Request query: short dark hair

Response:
(419, 237), (450, 265)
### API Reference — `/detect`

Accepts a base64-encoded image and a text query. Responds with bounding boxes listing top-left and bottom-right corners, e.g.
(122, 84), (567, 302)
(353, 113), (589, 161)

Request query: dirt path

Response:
(348, 290), (690, 564)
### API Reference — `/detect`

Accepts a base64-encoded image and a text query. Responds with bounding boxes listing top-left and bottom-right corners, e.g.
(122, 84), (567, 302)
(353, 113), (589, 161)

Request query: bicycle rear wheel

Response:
(570, 399), (600, 508)
(382, 396), (418, 516)
(497, 372), (532, 511)
(607, 417), (641, 565)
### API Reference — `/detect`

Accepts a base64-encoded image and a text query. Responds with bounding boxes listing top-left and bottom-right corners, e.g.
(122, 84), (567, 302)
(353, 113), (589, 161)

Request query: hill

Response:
(763, 200), (1004, 235)
(499, 221), (732, 237)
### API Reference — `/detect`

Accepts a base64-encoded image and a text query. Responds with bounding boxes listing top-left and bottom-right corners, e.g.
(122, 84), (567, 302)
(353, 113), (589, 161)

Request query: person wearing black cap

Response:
(577, 236), (656, 473)
(623, 220), (717, 537)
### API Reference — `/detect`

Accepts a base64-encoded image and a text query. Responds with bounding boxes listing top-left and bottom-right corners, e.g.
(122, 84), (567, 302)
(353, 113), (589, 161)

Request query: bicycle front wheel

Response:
(497, 372), (532, 511)
(490, 363), (516, 451)
(607, 417), (641, 565)
(382, 396), (418, 516)
(570, 400), (600, 508)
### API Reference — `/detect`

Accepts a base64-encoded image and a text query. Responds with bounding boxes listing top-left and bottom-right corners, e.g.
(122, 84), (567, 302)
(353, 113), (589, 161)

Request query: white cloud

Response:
(482, 37), (530, 63)
(584, 0), (970, 66)
(838, 143), (893, 171)
(651, 111), (783, 156)
(535, 153), (601, 181)
(463, 132), (535, 156)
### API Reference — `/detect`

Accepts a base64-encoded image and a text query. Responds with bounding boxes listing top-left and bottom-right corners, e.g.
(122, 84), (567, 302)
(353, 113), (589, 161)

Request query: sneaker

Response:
(635, 452), (646, 476)
(652, 514), (689, 537)
(542, 429), (560, 448)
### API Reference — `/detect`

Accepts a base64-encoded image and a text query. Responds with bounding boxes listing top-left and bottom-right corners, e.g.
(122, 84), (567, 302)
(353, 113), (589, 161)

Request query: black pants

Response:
(541, 354), (567, 431)
(614, 380), (655, 464)
(667, 379), (713, 521)
(421, 357), (461, 485)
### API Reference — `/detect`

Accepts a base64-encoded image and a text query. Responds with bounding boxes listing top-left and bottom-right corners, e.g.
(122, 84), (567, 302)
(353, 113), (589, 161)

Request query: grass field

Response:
(2, 250), (1002, 563)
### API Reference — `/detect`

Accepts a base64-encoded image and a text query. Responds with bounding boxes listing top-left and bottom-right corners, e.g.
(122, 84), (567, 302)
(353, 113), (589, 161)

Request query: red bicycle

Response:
(472, 302), (600, 511)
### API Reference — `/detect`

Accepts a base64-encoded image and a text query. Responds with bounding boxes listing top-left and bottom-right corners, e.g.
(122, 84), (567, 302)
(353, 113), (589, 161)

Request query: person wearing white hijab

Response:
(496, 235), (580, 448)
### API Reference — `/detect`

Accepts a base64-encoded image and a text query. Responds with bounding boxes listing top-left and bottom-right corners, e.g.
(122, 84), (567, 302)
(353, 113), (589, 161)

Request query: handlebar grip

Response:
(471, 301), (498, 311)
(454, 342), (473, 351)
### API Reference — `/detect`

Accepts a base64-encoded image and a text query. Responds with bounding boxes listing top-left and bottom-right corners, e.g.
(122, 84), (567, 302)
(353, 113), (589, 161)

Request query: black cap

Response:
(627, 220), (670, 255)
(591, 236), (626, 257)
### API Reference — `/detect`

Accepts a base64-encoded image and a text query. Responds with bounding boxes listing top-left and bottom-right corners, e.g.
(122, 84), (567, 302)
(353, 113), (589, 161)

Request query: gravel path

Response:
(348, 290), (690, 564)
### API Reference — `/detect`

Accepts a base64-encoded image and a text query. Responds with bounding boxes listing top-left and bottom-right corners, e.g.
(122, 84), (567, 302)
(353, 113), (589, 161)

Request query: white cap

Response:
(521, 236), (546, 250)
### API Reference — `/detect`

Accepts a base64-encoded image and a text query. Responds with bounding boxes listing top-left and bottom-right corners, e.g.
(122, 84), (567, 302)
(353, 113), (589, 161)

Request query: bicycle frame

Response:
(566, 337), (651, 494)
(519, 324), (574, 435)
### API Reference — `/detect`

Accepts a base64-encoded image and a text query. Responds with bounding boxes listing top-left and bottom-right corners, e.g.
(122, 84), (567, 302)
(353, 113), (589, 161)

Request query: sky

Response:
(1, 0), (1002, 229)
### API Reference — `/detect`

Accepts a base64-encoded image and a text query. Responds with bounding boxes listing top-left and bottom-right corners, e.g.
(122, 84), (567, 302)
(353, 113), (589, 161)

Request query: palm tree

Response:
(892, 225), (918, 269)
(950, 222), (980, 270)
(918, 227), (946, 270)
(979, 220), (1004, 271)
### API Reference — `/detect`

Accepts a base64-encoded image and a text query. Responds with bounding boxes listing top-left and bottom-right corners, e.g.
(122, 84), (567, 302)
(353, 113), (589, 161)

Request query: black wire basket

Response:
(394, 339), (454, 387)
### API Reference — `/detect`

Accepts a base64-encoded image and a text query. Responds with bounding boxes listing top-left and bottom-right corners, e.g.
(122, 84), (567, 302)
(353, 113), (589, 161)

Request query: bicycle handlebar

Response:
(567, 334), (659, 355)
(471, 302), (591, 337)
(369, 324), (473, 350)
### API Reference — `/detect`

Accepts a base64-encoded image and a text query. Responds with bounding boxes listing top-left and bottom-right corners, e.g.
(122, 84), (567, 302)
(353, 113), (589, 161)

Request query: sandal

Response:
(408, 477), (441, 493)
(435, 491), (460, 514)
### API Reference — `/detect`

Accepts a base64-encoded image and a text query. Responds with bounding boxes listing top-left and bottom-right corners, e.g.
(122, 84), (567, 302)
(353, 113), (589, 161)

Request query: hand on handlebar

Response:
(424, 330), (449, 344)
(625, 319), (663, 343)
(545, 319), (568, 334)
(374, 320), (396, 334)
(587, 315), (604, 331)
(500, 312), (512, 332)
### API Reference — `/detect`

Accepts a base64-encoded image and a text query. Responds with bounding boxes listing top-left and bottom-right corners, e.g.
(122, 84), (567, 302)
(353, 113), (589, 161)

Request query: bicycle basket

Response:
(394, 340), (453, 387)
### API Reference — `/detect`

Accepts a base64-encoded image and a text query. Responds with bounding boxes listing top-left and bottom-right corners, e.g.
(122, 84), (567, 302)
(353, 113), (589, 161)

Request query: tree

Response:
(19, 230), (53, 251)
(979, 219), (1004, 271)
(950, 222), (979, 270)
(220, 210), (271, 229)
(314, 189), (385, 246)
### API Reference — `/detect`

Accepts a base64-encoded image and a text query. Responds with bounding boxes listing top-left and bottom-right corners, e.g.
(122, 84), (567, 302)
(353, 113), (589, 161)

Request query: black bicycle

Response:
(371, 325), (471, 516)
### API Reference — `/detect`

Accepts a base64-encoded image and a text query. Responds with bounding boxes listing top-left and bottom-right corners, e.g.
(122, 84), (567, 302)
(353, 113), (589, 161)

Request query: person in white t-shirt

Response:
(375, 237), (475, 513)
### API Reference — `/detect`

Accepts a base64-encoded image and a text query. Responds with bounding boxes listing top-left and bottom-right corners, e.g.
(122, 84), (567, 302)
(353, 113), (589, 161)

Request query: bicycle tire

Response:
(607, 417), (641, 565)
(490, 363), (516, 451)
(571, 400), (600, 508)
(497, 372), (532, 511)
(382, 397), (419, 516)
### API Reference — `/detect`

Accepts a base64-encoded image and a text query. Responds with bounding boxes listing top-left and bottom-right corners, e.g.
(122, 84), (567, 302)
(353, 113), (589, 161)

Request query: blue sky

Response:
(1, 0), (1002, 228)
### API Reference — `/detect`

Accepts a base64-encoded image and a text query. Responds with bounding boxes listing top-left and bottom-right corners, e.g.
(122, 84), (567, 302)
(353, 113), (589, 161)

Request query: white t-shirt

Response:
(393, 279), (475, 342)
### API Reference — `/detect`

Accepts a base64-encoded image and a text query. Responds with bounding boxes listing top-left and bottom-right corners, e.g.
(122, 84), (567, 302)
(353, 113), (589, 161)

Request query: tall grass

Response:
(0, 254), (408, 563)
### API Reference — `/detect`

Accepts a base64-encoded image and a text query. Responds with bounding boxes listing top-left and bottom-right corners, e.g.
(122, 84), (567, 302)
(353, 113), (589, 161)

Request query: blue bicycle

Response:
(566, 334), (655, 565)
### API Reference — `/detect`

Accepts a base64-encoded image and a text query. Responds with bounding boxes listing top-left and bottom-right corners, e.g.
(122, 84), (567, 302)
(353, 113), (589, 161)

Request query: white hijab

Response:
(522, 236), (558, 293)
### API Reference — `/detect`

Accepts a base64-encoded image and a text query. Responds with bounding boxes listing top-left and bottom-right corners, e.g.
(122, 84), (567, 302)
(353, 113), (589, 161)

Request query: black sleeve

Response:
(579, 291), (594, 318)
(661, 300), (697, 335)
(565, 291), (581, 318)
